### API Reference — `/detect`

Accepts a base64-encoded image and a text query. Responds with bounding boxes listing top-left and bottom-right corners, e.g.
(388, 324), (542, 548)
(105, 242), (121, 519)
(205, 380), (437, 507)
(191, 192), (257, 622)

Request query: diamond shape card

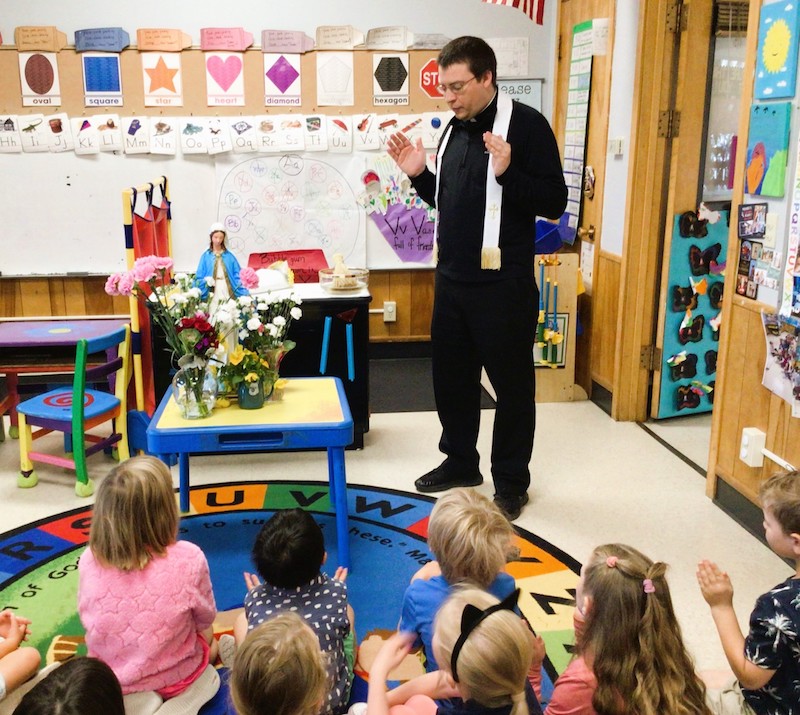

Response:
(373, 53), (409, 106)
(264, 53), (302, 107)
(205, 51), (245, 106)
(19, 52), (61, 107)
(316, 52), (354, 106)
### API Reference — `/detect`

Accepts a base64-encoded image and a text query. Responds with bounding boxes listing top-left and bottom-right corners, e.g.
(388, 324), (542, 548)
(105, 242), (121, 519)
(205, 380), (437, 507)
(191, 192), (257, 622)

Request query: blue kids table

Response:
(147, 376), (354, 568)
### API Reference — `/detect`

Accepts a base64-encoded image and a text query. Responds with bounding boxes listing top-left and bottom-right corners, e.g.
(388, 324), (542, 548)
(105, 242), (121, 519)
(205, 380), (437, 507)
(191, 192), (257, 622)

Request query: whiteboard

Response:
(0, 149), (436, 276)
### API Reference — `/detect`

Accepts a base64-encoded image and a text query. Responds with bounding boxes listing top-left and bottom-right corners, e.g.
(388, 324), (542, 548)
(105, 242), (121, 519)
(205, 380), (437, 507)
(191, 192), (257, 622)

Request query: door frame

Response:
(612, 0), (714, 421)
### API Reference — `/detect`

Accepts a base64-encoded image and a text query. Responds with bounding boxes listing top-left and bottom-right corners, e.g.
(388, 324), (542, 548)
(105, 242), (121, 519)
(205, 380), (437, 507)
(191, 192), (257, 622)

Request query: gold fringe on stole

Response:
(480, 246), (501, 270)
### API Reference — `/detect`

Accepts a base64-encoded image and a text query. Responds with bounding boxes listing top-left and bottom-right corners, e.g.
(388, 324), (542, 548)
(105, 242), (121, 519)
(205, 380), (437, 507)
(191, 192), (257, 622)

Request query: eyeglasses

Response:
(436, 76), (477, 95)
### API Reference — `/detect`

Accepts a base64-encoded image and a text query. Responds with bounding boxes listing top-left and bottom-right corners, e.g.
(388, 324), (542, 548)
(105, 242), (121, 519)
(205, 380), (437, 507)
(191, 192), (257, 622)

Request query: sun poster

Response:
(755, 1), (800, 100)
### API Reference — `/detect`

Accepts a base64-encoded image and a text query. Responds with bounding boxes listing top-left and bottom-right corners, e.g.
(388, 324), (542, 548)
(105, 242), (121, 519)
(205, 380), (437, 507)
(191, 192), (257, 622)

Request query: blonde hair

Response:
(89, 456), (178, 571)
(428, 489), (515, 587)
(230, 613), (329, 715)
(580, 544), (711, 715)
(760, 470), (800, 535)
(432, 588), (531, 715)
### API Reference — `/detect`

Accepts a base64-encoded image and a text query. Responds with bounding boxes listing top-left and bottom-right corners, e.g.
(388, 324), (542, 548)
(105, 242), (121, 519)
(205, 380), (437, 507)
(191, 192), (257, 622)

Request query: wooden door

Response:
(553, 0), (614, 395)
(648, 1), (715, 418)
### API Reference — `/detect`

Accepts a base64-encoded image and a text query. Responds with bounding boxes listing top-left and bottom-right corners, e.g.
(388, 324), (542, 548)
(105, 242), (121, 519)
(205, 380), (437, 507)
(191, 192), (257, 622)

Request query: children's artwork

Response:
(141, 52), (183, 107)
(264, 54), (302, 106)
(373, 54), (410, 106)
(358, 153), (435, 264)
(18, 52), (61, 107)
(316, 52), (355, 106)
(214, 154), (366, 268)
(754, 1), (800, 100)
(655, 211), (728, 418)
(205, 52), (245, 106)
(745, 102), (791, 197)
(81, 53), (123, 107)
(737, 202), (767, 238)
(781, 130), (800, 316)
(326, 115), (353, 154)
(761, 312), (800, 417)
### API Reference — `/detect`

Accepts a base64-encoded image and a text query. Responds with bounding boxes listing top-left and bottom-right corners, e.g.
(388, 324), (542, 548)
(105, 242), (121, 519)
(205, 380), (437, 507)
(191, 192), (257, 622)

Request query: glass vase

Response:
(238, 380), (265, 409)
(172, 365), (217, 419)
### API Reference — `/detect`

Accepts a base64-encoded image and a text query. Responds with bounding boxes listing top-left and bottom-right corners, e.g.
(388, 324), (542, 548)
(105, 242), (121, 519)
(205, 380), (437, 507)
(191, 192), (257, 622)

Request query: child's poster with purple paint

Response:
(358, 153), (435, 265)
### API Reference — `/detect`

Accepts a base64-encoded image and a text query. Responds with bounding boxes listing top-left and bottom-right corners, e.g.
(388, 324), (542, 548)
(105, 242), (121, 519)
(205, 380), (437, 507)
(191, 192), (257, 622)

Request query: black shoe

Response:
(415, 463), (483, 493)
(493, 492), (529, 521)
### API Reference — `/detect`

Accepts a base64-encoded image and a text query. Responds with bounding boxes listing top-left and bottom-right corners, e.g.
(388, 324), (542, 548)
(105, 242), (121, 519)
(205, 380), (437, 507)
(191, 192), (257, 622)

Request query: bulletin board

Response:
(0, 46), (459, 275)
(654, 212), (728, 418)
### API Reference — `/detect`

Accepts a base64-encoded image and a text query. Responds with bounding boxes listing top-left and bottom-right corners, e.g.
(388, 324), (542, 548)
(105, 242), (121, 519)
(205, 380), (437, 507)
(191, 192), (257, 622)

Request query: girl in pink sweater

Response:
(78, 456), (219, 715)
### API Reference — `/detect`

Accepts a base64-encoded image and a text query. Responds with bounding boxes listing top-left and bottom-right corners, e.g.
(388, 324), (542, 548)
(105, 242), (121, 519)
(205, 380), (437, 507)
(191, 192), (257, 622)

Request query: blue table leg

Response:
(328, 446), (349, 570)
(179, 452), (190, 513)
(328, 449), (336, 506)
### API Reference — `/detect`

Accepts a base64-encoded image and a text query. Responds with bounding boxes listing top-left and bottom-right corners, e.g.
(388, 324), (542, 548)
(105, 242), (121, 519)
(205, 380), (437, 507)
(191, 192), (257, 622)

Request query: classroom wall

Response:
(0, 0), (558, 278)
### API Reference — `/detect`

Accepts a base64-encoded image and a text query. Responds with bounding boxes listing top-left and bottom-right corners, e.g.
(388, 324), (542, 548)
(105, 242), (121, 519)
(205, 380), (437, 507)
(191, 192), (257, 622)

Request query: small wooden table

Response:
(146, 376), (354, 568)
(0, 318), (129, 438)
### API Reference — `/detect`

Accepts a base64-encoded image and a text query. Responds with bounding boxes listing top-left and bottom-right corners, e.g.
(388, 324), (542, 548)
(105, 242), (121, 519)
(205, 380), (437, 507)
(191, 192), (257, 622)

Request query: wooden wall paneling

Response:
(19, 278), (52, 316)
(0, 280), (21, 317)
(49, 278), (68, 315)
(368, 271), (391, 340)
(590, 250), (620, 391)
(409, 270), (434, 339)
(389, 271), (413, 337)
(706, 0), (761, 497)
(612, 0), (675, 421)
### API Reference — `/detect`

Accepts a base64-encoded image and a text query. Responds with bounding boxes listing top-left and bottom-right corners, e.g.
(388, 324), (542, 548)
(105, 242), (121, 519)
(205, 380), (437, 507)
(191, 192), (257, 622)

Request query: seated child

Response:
(369, 588), (543, 715)
(78, 456), (219, 714)
(0, 611), (39, 707)
(399, 488), (516, 670)
(12, 656), (124, 715)
(698, 470), (800, 715)
(234, 508), (354, 715)
(230, 612), (328, 715)
(538, 543), (710, 715)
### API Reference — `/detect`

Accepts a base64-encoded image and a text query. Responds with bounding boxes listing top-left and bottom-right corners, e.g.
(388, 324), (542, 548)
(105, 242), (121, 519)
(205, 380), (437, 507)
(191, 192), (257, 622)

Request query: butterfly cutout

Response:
(689, 243), (722, 276)
(679, 315), (704, 344)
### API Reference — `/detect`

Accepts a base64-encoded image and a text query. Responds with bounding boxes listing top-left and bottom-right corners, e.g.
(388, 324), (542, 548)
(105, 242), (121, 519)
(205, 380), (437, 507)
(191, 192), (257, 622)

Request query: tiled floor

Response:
(0, 398), (791, 675)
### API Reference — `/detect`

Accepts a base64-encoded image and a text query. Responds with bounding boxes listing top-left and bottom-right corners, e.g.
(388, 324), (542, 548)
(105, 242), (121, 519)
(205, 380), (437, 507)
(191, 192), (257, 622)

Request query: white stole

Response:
(434, 91), (514, 270)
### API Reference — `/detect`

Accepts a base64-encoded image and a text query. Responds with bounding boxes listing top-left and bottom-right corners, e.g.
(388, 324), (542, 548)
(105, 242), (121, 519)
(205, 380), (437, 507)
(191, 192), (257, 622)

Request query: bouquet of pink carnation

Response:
(106, 256), (221, 417)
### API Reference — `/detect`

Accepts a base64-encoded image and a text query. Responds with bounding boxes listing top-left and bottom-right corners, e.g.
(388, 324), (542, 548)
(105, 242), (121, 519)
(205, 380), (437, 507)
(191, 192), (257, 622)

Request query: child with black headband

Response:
(366, 588), (543, 715)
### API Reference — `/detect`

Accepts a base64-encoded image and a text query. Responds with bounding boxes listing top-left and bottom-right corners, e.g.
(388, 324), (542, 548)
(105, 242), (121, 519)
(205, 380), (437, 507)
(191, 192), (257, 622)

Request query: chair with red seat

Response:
(17, 325), (131, 497)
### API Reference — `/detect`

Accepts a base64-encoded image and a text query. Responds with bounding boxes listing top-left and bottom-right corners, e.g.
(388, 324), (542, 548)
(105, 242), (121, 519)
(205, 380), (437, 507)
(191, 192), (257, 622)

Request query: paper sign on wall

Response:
(264, 54), (302, 107)
(205, 52), (245, 106)
(141, 52), (183, 107)
(19, 52), (61, 107)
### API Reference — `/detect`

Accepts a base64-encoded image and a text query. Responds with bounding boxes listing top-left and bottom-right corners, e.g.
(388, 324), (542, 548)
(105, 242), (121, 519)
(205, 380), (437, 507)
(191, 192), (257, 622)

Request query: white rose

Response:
(239, 295), (253, 306)
(174, 273), (188, 282)
(257, 303), (268, 311)
(188, 287), (201, 299)
(239, 329), (248, 340)
(247, 317), (261, 331)
(268, 324), (279, 337)
(205, 277), (215, 286)
(290, 307), (302, 320)
(273, 316), (286, 326)
(172, 294), (187, 304)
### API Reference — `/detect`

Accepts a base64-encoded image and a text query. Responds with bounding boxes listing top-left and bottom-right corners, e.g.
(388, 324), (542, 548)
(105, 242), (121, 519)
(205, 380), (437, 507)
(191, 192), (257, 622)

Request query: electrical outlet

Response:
(383, 301), (397, 323)
(739, 427), (766, 467)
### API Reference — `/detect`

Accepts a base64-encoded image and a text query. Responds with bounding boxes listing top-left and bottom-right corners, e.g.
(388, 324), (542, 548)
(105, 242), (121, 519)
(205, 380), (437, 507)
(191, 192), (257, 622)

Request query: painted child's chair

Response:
(16, 325), (131, 497)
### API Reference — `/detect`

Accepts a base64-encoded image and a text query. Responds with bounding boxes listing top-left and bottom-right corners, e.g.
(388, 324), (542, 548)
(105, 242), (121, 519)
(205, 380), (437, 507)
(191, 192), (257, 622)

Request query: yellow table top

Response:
(155, 377), (346, 431)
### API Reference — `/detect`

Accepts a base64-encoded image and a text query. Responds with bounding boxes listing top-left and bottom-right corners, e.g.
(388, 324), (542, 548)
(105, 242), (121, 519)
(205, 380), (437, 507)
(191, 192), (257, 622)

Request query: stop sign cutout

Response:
(420, 58), (442, 98)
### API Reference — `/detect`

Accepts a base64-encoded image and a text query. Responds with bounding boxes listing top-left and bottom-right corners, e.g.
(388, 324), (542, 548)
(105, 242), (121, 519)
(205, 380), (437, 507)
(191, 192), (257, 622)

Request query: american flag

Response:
(481, 0), (545, 24)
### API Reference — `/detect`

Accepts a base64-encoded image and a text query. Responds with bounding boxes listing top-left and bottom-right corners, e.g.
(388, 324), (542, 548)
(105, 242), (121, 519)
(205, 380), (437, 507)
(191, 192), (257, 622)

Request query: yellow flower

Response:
(244, 372), (259, 383)
(229, 346), (246, 366)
